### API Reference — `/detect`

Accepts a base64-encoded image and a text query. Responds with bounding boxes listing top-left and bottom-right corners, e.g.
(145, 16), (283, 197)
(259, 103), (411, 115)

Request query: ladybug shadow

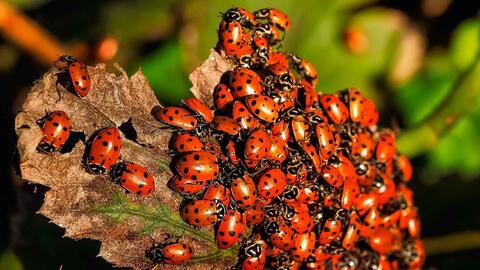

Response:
(55, 69), (77, 97)
(59, 130), (86, 154)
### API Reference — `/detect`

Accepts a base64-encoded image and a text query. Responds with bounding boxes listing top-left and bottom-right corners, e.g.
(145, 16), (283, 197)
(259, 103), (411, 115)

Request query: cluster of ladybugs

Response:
(145, 7), (426, 270)
(37, 55), (156, 197)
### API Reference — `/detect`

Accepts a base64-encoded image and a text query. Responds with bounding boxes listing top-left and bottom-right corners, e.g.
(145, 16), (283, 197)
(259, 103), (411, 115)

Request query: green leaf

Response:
(395, 53), (457, 126)
(93, 191), (239, 261)
(425, 107), (480, 181)
(0, 250), (23, 270)
(449, 18), (480, 71)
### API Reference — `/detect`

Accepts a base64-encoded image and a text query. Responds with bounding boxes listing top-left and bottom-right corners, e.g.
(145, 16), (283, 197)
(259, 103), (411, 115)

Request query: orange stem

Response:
(0, 1), (66, 65)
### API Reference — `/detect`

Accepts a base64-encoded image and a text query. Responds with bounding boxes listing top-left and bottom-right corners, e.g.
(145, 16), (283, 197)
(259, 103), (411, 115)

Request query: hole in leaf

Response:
(118, 118), (147, 147)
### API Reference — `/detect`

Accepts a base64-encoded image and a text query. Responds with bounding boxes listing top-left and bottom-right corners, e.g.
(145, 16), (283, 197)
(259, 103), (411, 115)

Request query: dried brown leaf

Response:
(15, 50), (234, 269)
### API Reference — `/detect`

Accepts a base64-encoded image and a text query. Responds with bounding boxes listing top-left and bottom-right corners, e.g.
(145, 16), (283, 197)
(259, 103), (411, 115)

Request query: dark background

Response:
(1, 0), (479, 269)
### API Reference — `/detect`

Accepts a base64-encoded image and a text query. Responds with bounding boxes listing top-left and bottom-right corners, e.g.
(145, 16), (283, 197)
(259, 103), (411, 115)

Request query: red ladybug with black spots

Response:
(84, 127), (122, 174)
(37, 110), (71, 153)
(145, 239), (194, 265)
(55, 55), (91, 98)
(110, 161), (155, 196)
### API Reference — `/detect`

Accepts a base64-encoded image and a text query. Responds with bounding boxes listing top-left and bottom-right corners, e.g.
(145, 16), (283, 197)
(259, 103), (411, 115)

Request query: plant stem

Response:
(121, 208), (214, 244)
(424, 231), (480, 255)
(396, 53), (480, 157)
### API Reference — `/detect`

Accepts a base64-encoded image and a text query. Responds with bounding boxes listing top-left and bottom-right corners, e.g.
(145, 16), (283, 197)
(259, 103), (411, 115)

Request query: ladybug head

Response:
(239, 56), (254, 69)
(243, 242), (262, 258)
(85, 163), (106, 175)
(214, 200), (226, 220)
(264, 220), (280, 235)
(109, 162), (127, 180)
(145, 244), (165, 264)
(37, 142), (56, 153)
(223, 8), (241, 22)
(253, 9), (269, 19)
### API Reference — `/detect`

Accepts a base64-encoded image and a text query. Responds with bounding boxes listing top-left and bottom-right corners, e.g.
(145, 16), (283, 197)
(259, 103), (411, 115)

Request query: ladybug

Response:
(222, 7), (255, 28)
(257, 168), (287, 199)
(268, 136), (288, 164)
(272, 87), (297, 111)
(315, 123), (336, 160)
(400, 208), (421, 239)
(353, 192), (378, 216)
(343, 88), (363, 123)
(168, 175), (207, 196)
(321, 164), (343, 188)
(218, 20), (248, 56)
(288, 53), (318, 88)
(245, 129), (271, 161)
(216, 209), (247, 249)
(240, 238), (267, 270)
(351, 131), (375, 160)
(341, 211), (361, 250)
(368, 228), (393, 254)
(318, 214), (343, 245)
(271, 119), (290, 142)
(211, 116), (241, 135)
(289, 206), (314, 233)
(229, 68), (263, 98)
(396, 154), (413, 182)
(254, 8), (291, 30)
(205, 141), (227, 163)
(291, 115), (312, 142)
(37, 111), (71, 153)
(234, 44), (256, 68)
(361, 208), (381, 237)
(290, 232), (316, 262)
(170, 133), (204, 153)
(298, 80), (319, 109)
(320, 94), (349, 124)
(245, 94), (279, 123)
(55, 55), (91, 98)
(296, 184), (320, 205)
(268, 51), (289, 68)
(213, 83), (234, 110)
(174, 151), (219, 181)
(182, 97), (213, 123)
(145, 240), (193, 265)
(264, 218), (295, 250)
(245, 199), (266, 226)
(252, 35), (271, 65)
(268, 63), (295, 90)
(231, 173), (257, 209)
(180, 199), (226, 227)
(403, 240), (425, 269)
(110, 162), (155, 196)
(373, 174), (396, 206)
(376, 130), (396, 163)
(203, 182), (231, 206)
(226, 138), (241, 166)
(360, 97), (379, 126)
(152, 106), (197, 130)
(232, 101), (261, 129)
(341, 175), (360, 210)
(253, 23), (283, 45)
(299, 141), (322, 173)
(84, 127), (122, 174)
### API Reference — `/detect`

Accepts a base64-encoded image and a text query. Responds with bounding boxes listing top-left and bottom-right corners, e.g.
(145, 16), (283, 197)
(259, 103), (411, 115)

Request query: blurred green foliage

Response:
(0, 250), (22, 270)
